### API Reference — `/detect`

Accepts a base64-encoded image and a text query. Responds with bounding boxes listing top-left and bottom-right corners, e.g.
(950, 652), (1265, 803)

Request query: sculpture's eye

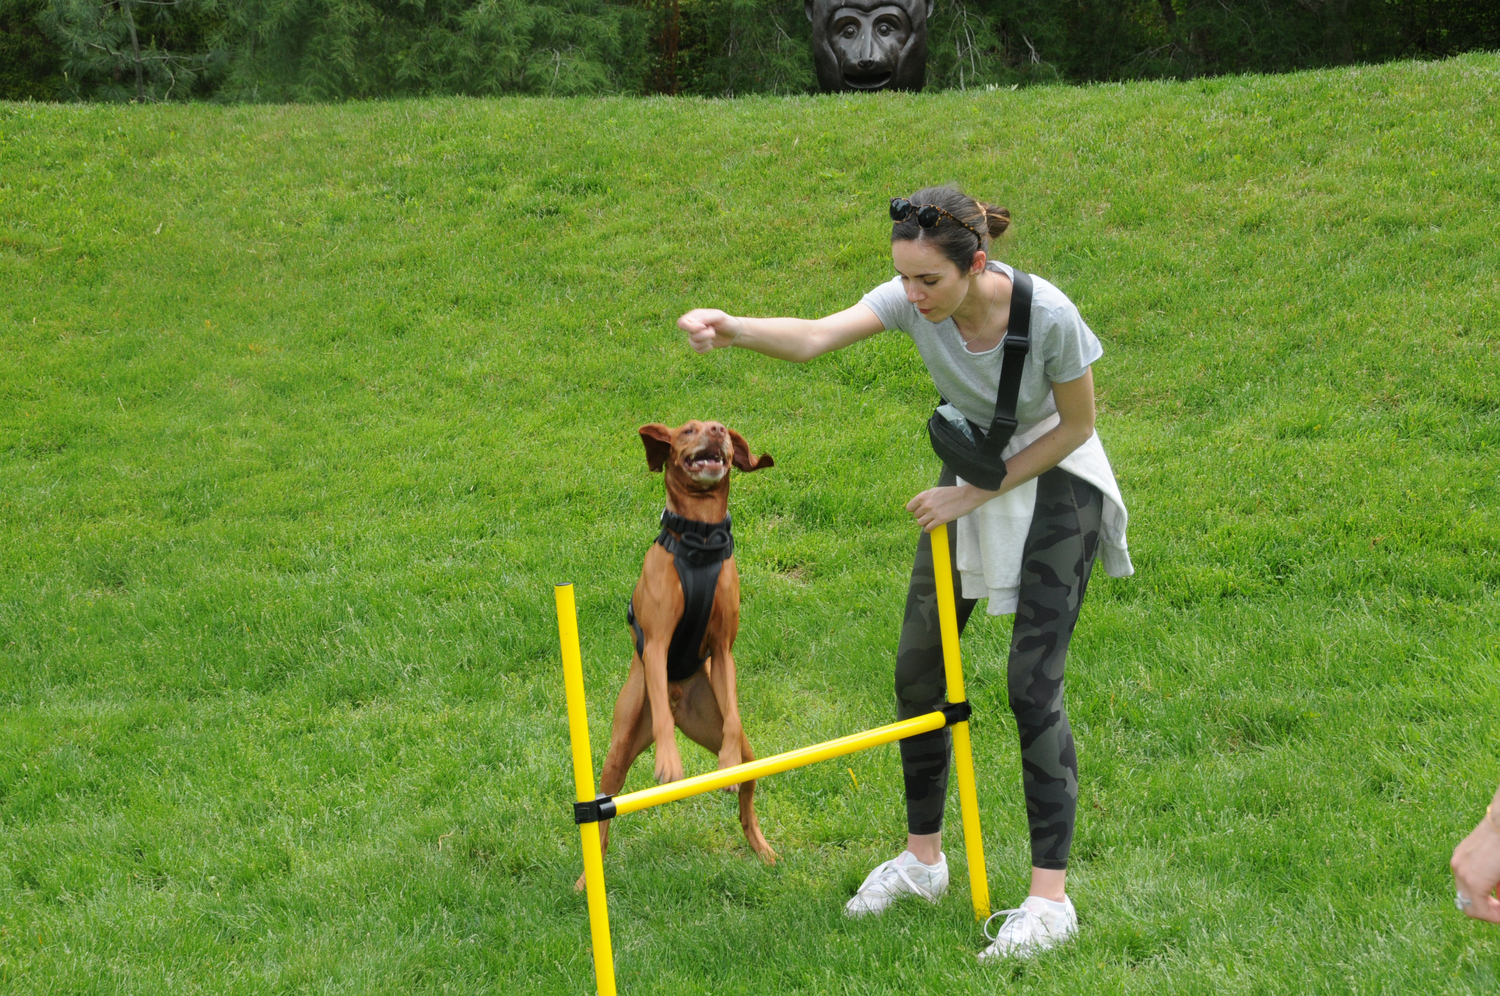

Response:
(839, 22), (859, 38)
(877, 22), (892, 35)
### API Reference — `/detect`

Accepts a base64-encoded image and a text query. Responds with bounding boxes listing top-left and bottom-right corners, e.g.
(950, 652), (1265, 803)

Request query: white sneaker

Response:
(976, 895), (1077, 961)
(843, 850), (949, 917)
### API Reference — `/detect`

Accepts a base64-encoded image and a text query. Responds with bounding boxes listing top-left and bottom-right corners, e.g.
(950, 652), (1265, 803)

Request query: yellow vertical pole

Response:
(929, 524), (990, 921)
(555, 583), (618, 996)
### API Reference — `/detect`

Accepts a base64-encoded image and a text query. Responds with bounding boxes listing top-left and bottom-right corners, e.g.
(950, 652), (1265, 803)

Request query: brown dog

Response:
(577, 420), (778, 888)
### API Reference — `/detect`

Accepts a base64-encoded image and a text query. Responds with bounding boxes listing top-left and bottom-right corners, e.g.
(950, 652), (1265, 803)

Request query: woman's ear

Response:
(969, 249), (988, 275)
(728, 429), (774, 472)
(639, 423), (674, 472)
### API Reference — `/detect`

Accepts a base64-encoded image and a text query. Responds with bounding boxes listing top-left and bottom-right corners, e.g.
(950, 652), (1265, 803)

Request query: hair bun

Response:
(978, 201), (1011, 237)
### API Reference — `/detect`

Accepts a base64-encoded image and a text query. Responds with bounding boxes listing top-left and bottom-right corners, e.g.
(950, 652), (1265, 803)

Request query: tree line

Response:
(1, 0), (1496, 102)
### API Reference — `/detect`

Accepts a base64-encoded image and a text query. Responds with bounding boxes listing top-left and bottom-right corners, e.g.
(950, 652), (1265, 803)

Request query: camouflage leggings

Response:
(896, 465), (1102, 871)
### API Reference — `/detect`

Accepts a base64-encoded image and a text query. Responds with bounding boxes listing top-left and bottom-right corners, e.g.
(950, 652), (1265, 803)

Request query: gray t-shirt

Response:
(859, 261), (1103, 427)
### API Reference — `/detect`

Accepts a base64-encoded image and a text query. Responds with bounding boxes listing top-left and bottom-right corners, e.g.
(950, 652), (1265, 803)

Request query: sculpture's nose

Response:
(859, 57), (875, 69)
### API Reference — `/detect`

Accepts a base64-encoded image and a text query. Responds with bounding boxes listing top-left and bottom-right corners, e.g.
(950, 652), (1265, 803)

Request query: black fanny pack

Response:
(926, 269), (1033, 491)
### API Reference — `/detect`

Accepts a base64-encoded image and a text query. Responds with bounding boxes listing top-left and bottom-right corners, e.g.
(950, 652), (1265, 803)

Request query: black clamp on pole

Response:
(573, 794), (617, 825)
(940, 700), (973, 726)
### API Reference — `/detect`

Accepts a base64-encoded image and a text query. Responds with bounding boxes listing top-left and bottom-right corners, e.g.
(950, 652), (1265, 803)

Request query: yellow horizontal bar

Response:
(611, 710), (948, 817)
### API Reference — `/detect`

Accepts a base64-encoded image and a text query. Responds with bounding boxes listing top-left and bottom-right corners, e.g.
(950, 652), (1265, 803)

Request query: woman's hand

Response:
(905, 484), (1000, 533)
(678, 309), (743, 353)
(1453, 801), (1500, 923)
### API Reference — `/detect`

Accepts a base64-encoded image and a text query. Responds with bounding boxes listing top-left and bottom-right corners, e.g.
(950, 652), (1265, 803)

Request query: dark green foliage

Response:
(217, 0), (652, 101)
(924, 0), (1040, 90)
(661, 0), (815, 96)
(37, 0), (224, 101)
(0, 0), (63, 99)
(980, 0), (1500, 82)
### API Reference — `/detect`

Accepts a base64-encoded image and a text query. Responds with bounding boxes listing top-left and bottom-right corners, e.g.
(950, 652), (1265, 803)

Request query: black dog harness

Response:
(627, 509), (735, 682)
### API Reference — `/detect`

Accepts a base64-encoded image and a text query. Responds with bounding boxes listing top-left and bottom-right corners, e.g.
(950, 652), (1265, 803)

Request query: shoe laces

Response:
(983, 905), (1040, 944)
(861, 857), (937, 903)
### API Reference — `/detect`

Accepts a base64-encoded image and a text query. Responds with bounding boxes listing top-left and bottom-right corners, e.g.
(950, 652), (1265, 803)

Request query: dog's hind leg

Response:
(734, 733), (777, 864)
(674, 672), (776, 864)
(575, 656), (654, 892)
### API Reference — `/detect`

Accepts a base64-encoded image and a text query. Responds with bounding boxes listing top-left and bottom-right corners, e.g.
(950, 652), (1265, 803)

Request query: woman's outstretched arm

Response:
(678, 303), (885, 362)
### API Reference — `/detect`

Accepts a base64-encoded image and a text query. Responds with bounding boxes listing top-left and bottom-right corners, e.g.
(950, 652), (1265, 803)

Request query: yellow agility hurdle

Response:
(554, 523), (987, 996)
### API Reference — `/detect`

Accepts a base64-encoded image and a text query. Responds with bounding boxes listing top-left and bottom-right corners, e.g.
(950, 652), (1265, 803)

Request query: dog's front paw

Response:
(654, 747), (685, 785)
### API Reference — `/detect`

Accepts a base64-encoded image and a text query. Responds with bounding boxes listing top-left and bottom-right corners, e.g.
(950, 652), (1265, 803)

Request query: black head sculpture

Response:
(806, 0), (932, 93)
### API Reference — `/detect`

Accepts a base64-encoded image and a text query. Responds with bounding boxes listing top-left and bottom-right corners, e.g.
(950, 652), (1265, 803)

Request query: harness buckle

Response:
(989, 413), (1019, 433)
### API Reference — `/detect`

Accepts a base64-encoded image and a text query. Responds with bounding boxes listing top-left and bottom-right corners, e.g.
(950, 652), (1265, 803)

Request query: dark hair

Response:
(891, 185), (1010, 274)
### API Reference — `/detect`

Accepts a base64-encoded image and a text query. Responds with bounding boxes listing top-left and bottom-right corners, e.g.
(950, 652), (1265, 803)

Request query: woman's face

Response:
(891, 238), (977, 323)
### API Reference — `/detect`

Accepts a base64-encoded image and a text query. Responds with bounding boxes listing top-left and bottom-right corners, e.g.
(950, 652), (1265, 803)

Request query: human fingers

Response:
(1454, 866), (1500, 923)
(678, 309), (731, 334)
(1455, 886), (1500, 923)
(1452, 822), (1500, 922)
(678, 313), (712, 352)
(905, 493), (942, 533)
(912, 487), (966, 526)
(679, 309), (734, 353)
(906, 488), (938, 514)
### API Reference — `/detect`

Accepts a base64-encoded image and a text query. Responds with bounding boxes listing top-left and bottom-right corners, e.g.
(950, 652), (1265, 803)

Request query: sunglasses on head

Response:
(889, 197), (985, 243)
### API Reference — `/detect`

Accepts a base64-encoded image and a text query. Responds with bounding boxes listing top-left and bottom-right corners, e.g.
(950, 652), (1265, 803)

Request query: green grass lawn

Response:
(2, 53), (1498, 994)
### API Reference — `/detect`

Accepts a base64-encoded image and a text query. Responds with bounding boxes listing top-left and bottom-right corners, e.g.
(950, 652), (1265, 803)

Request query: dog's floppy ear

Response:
(728, 429), (774, 472)
(639, 423), (675, 472)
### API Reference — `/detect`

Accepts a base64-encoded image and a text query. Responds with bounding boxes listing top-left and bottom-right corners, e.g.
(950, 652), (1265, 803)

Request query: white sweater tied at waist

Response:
(954, 413), (1133, 615)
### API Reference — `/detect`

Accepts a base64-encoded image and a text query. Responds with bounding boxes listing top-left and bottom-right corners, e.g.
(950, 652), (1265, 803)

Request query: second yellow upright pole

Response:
(929, 523), (990, 922)
(555, 583), (617, 996)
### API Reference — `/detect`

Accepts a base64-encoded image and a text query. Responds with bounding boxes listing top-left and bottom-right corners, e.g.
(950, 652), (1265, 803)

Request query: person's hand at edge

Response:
(678, 309), (742, 353)
(1452, 783), (1500, 923)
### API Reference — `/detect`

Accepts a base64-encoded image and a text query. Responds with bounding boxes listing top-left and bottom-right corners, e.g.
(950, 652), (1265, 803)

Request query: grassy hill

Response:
(1, 53), (1498, 994)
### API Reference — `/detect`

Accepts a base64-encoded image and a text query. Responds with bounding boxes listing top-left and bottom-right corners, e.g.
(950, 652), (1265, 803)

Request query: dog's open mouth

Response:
(683, 447), (728, 481)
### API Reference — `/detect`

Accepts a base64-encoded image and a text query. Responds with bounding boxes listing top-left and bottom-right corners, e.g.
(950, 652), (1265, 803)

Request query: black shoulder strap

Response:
(980, 269), (1033, 458)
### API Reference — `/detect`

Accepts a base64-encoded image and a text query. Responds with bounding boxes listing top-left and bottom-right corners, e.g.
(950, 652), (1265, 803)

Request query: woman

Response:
(678, 186), (1131, 960)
